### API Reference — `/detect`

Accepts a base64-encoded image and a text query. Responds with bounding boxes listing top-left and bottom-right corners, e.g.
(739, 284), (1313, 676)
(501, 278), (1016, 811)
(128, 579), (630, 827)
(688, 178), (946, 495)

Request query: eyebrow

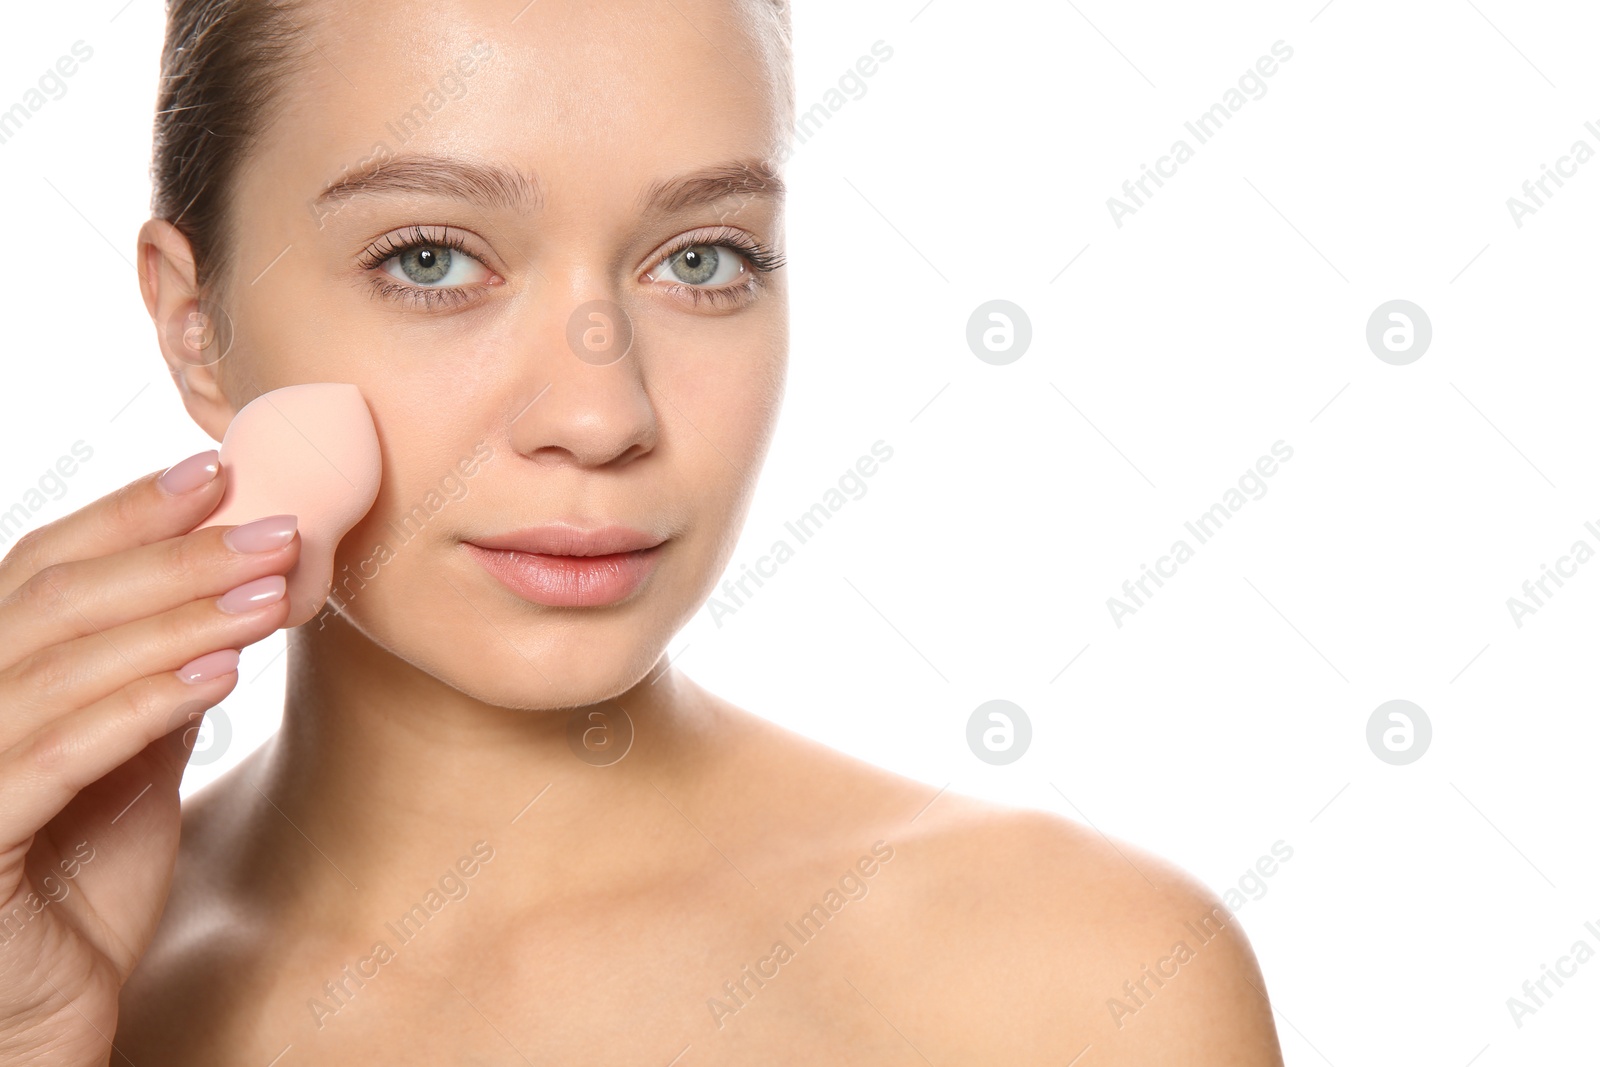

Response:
(637, 159), (785, 214)
(313, 154), (784, 215)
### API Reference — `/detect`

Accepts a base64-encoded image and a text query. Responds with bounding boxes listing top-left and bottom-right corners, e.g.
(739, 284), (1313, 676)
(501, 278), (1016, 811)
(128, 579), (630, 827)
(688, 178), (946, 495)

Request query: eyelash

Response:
(651, 226), (787, 310)
(357, 225), (486, 311)
(354, 224), (785, 312)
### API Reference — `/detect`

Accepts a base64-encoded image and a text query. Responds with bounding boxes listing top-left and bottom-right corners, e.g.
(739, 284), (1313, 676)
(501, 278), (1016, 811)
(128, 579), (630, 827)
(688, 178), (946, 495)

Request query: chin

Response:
(349, 577), (679, 710)
(313, 528), (707, 708)
(463, 632), (669, 711)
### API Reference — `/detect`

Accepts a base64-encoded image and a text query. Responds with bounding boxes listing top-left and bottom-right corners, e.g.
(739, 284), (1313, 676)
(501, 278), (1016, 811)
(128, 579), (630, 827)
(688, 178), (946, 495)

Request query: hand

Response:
(0, 450), (297, 1065)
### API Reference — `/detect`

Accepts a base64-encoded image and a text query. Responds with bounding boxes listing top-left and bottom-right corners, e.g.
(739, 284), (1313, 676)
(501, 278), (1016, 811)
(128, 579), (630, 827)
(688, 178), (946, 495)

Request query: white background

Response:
(2, 1), (1598, 1063)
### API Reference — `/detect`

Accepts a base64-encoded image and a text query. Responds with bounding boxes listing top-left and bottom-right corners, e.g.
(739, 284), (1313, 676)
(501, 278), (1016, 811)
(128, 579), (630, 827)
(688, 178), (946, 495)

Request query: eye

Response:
(356, 225), (503, 311)
(650, 243), (747, 288)
(380, 241), (490, 288)
(643, 227), (786, 309)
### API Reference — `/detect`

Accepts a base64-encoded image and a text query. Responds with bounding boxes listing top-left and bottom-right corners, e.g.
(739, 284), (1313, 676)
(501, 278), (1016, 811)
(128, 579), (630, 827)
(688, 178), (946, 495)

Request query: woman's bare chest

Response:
(127, 872), (941, 1065)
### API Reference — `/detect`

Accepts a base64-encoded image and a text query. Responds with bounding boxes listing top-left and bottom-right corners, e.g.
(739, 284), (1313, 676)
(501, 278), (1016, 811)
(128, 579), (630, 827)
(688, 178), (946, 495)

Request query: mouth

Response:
(461, 524), (667, 608)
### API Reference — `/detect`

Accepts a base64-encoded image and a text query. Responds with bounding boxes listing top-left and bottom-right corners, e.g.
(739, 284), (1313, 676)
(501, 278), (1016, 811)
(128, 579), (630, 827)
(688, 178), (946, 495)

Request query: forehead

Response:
(247, 0), (787, 218)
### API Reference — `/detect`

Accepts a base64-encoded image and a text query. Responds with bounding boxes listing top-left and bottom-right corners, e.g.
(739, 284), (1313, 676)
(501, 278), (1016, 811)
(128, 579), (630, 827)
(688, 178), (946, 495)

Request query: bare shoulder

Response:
(707, 697), (1285, 1065)
(864, 803), (1285, 1064)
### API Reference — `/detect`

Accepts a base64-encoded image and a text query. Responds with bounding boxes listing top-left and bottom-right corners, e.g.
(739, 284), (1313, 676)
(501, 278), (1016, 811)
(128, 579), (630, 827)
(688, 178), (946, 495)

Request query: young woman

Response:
(0, 1), (1284, 1062)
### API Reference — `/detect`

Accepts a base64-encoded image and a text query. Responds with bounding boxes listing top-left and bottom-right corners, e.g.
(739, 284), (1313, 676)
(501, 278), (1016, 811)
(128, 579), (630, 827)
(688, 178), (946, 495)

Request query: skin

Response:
(0, 0), (1285, 1062)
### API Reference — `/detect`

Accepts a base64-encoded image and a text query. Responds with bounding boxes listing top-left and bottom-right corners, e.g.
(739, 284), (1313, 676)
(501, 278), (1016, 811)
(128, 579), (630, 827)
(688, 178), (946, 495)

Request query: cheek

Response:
(659, 321), (787, 462)
(664, 360), (782, 533)
(326, 395), (495, 580)
(665, 346), (785, 581)
(235, 288), (363, 379)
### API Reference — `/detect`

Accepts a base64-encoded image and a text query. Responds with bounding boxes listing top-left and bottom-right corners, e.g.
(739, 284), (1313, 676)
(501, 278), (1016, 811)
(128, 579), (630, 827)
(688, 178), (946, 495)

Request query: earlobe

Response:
(137, 217), (237, 441)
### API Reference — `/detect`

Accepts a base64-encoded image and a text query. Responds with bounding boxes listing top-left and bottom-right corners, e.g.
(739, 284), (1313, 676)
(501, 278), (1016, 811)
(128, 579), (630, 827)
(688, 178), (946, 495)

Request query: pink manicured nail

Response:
(158, 450), (220, 495)
(223, 514), (298, 554)
(176, 648), (239, 684)
(218, 575), (286, 614)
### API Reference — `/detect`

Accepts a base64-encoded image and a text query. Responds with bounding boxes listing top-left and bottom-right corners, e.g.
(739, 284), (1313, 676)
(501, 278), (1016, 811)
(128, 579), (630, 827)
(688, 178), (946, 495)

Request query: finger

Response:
(0, 517), (299, 669)
(0, 659), (240, 851)
(0, 577), (289, 749)
(0, 450), (225, 602)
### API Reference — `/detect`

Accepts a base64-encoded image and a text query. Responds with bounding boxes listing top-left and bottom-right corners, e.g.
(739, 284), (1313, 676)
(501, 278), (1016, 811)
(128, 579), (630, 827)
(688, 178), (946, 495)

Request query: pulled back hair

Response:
(150, 0), (310, 299)
(150, 0), (792, 299)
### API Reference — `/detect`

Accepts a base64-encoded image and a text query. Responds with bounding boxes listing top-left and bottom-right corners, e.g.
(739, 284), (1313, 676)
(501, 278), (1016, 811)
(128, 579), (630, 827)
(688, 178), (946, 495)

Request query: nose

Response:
(506, 296), (658, 469)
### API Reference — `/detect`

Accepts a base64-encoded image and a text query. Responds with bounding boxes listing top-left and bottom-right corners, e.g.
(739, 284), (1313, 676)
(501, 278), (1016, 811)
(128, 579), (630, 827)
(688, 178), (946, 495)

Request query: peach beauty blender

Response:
(192, 383), (381, 627)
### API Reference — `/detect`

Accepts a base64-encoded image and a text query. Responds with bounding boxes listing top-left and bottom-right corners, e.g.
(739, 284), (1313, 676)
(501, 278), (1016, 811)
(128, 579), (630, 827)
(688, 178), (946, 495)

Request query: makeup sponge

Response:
(193, 383), (381, 627)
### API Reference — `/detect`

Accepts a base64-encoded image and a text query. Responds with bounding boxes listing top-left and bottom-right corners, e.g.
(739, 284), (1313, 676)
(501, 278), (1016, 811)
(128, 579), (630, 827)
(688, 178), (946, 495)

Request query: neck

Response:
(229, 610), (726, 927)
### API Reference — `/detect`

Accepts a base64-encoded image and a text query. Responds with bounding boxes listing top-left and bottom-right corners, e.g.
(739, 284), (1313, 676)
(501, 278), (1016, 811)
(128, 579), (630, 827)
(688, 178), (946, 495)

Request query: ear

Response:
(137, 218), (237, 442)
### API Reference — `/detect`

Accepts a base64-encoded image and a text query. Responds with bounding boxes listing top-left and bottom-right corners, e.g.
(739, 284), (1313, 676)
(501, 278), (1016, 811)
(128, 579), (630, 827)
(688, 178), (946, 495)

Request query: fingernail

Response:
(158, 450), (221, 495)
(223, 515), (298, 554)
(218, 575), (287, 614)
(176, 648), (239, 684)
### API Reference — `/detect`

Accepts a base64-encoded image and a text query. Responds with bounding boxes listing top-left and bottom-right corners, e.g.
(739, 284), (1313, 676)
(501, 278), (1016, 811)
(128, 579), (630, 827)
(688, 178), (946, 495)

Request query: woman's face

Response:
(194, 0), (789, 708)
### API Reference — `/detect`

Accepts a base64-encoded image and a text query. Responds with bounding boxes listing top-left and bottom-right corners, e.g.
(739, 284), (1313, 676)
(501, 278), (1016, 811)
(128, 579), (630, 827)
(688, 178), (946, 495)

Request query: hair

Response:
(151, 0), (310, 300)
(150, 0), (793, 302)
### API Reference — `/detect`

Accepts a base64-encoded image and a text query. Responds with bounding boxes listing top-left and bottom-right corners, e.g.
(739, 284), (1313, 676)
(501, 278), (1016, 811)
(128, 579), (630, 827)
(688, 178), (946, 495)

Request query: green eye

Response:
(658, 243), (747, 288)
(399, 245), (452, 284)
(380, 241), (489, 289)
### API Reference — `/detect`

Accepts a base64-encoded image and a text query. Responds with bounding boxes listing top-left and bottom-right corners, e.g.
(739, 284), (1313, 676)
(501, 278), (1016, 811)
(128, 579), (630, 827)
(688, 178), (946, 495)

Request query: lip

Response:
(462, 524), (666, 607)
